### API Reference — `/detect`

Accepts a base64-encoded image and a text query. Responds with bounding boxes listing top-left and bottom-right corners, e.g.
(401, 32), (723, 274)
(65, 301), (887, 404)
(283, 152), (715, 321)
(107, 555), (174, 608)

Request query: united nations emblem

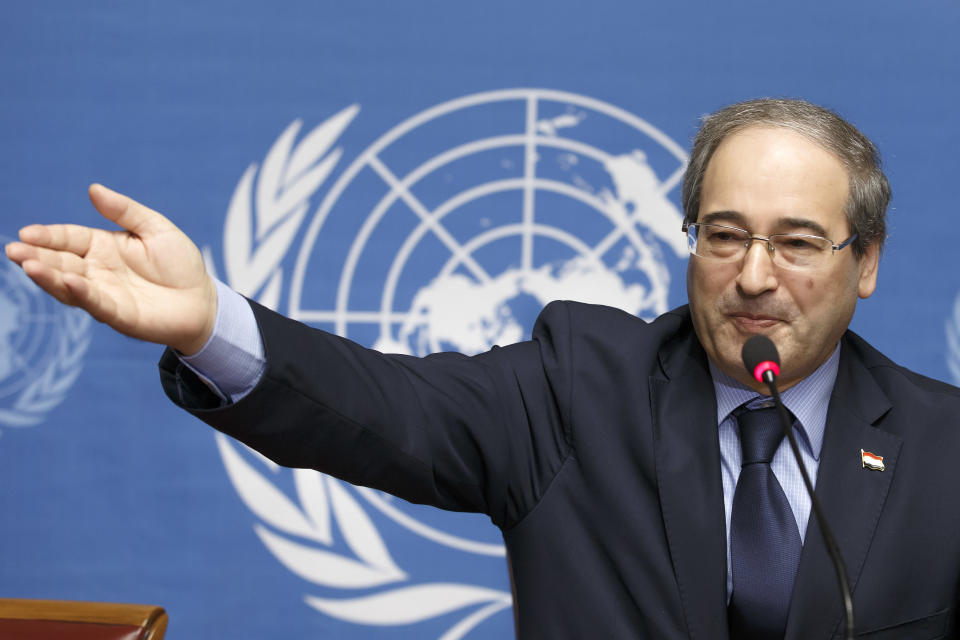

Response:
(0, 235), (92, 432)
(206, 89), (688, 637)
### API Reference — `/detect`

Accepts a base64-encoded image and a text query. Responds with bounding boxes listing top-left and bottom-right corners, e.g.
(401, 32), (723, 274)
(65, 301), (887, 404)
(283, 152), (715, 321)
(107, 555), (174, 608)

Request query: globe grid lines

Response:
(1, 258), (62, 397)
(287, 89), (687, 324)
(340, 135), (682, 334)
(363, 134), (684, 342)
(375, 180), (624, 351)
(522, 95), (537, 274)
(368, 154), (493, 286)
(324, 131), (648, 329)
(288, 90), (688, 344)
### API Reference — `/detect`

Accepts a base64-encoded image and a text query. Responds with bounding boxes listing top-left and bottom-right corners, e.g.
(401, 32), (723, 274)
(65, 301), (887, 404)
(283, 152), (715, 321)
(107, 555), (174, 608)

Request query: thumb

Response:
(88, 184), (177, 237)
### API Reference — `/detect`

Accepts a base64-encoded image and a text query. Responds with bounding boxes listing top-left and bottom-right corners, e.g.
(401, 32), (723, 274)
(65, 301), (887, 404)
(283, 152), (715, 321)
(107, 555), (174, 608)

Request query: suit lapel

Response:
(784, 338), (902, 640)
(650, 329), (730, 640)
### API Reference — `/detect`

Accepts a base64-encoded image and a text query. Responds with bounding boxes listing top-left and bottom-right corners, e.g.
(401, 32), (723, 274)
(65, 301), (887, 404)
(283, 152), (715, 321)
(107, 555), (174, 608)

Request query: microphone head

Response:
(742, 334), (781, 383)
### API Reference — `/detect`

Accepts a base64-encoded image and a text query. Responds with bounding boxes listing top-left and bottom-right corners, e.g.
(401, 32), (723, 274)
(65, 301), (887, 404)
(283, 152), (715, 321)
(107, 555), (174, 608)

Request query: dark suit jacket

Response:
(160, 301), (960, 639)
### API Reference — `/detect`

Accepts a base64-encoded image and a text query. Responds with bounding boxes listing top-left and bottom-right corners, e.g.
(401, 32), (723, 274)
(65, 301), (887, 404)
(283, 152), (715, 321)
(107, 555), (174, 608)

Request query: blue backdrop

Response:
(2, 2), (959, 638)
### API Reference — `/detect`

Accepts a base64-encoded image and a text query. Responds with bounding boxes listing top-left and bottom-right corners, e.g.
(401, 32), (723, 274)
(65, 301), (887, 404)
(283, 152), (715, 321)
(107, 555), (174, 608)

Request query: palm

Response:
(80, 226), (208, 337)
(4, 185), (217, 354)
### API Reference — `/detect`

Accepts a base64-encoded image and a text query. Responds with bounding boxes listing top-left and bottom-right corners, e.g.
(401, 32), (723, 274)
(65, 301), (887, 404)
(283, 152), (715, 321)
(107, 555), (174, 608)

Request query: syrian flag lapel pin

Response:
(861, 449), (885, 471)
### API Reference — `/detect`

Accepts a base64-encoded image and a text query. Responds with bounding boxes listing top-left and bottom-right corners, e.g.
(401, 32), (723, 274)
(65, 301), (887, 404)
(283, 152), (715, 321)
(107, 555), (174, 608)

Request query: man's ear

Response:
(857, 242), (880, 299)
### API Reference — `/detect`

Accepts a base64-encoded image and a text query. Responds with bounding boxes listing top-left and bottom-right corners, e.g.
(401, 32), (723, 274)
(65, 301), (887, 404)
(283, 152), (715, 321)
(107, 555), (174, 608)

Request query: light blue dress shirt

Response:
(183, 280), (841, 597)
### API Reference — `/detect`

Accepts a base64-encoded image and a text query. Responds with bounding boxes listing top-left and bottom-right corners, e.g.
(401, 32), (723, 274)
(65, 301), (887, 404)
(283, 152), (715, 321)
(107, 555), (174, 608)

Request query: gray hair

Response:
(681, 98), (890, 257)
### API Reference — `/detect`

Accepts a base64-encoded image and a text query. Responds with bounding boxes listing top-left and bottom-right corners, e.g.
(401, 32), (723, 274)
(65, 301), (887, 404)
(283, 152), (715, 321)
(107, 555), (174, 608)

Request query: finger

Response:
(20, 259), (80, 307)
(18, 224), (94, 256)
(7, 240), (47, 267)
(5, 241), (31, 265)
(88, 183), (176, 237)
(9, 243), (89, 274)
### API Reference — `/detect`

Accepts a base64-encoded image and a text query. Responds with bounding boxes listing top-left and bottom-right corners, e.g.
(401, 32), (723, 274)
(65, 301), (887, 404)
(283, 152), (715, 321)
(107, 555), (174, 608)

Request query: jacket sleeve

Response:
(159, 299), (575, 528)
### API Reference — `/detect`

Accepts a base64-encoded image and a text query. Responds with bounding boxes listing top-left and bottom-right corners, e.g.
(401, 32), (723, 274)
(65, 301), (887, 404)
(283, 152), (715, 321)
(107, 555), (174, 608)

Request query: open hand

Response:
(4, 184), (217, 355)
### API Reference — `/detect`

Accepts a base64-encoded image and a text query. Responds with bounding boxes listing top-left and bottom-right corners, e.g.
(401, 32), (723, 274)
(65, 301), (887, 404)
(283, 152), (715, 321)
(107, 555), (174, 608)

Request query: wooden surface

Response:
(0, 600), (167, 640)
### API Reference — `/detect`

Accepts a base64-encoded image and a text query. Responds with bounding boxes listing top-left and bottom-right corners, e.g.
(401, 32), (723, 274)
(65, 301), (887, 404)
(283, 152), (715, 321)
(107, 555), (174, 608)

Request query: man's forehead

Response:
(698, 126), (851, 234)
(708, 125), (847, 167)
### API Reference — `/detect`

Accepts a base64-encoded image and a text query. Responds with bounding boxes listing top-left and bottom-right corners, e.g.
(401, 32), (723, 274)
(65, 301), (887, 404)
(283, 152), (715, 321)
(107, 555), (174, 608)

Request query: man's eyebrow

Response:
(778, 217), (830, 238)
(700, 211), (747, 227)
(700, 211), (834, 238)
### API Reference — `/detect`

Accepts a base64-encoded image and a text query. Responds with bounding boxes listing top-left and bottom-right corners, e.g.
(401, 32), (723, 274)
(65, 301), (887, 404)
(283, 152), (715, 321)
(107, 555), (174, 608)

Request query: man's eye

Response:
(708, 231), (740, 243)
(780, 237), (818, 250)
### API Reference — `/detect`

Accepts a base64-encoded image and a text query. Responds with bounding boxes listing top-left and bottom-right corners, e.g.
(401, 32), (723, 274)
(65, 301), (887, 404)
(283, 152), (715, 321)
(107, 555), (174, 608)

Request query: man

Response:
(6, 99), (960, 639)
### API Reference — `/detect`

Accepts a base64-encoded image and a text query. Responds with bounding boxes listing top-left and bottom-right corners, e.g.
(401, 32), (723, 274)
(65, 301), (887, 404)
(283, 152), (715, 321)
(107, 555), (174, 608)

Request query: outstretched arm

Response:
(4, 184), (217, 355)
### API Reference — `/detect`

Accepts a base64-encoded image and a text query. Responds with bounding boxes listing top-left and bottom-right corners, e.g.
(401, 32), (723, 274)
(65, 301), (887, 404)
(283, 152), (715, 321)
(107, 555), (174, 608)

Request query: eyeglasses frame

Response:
(681, 221), (858, 266)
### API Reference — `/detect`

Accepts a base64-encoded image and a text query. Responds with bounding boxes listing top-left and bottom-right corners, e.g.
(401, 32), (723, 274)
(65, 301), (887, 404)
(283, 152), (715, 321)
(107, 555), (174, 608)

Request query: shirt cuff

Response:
(178, 278), (265, 403)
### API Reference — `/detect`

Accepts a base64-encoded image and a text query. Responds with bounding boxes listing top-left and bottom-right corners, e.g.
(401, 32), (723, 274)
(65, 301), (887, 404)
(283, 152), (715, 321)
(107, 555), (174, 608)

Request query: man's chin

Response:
(708, 323), (791, 385)
(713, 352), (767, 390)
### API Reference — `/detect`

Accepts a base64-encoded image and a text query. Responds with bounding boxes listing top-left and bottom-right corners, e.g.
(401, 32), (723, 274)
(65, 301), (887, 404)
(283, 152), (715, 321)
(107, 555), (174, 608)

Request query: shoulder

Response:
(533, 300), (693, 346)
(525, 301), (697, 382)
(843, 330), (960, 405)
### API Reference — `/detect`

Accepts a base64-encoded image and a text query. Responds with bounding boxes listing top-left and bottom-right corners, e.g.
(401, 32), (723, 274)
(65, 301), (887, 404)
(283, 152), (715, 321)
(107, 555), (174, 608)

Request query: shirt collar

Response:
(709, 343), (841, 461)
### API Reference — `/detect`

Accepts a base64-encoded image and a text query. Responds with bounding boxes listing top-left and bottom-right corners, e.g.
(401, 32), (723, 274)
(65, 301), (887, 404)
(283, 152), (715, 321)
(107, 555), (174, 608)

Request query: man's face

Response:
(686, 126), (879, 392)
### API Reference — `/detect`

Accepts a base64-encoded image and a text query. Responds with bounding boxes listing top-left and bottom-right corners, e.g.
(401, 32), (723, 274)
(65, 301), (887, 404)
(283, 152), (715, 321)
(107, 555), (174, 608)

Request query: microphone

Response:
(742, 334), (780, 384)
(740, 335), (855, 640)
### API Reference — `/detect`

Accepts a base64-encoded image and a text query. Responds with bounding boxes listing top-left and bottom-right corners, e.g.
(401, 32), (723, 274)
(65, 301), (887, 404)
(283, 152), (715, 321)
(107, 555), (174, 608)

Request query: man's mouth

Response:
(727, 312), (782, 330)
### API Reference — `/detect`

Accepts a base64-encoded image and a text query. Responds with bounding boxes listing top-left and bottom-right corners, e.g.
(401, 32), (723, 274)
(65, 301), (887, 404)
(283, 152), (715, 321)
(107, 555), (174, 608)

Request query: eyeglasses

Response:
(682, 222), (858, 271)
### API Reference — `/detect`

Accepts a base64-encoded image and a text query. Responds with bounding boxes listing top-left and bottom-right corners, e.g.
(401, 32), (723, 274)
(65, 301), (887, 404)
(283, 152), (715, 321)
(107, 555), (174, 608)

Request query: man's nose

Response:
(736, 240), (779, 295)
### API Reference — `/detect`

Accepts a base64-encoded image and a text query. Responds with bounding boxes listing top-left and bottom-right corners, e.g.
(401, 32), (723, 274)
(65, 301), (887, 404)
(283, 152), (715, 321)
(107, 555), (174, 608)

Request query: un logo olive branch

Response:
(204, 110), (512, 638)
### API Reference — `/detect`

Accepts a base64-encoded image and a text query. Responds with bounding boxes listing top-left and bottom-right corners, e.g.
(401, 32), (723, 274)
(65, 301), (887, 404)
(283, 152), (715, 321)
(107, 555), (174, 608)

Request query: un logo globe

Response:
(288, 89), (689, 359)
(0, 234), (92, 429)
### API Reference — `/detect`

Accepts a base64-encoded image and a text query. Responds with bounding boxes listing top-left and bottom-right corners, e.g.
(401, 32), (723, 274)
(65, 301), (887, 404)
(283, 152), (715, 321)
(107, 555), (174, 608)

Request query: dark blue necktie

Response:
(728, 405), (802, 640)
